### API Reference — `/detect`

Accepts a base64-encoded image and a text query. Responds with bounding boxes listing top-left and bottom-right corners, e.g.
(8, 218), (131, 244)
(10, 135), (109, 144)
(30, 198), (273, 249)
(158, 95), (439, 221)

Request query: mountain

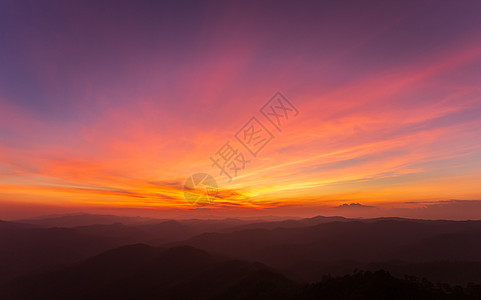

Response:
(170, 219), (481, 273)
(2, 244), (480, 299)
(72, 220), (196, 245)
(0, 217), (260, 283)
(0, 220), (120, 282)
(14, 213), (160, 227)
(3, 215), (481, 293)
(216, 216), (350, 232)
(0, 244), (297, 300)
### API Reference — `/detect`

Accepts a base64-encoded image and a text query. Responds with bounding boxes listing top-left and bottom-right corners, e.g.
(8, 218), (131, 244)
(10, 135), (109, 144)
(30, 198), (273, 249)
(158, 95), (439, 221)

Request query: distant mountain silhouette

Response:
(14, 213), (161, 227)
(217, 216), (350, 232)
(73, 220), (195, 244)
(174, 219), (481, 267)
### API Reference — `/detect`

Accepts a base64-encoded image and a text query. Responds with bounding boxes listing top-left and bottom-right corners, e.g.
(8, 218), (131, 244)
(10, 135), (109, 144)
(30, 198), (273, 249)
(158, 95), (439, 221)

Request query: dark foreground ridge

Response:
(1, 244), (481, 300)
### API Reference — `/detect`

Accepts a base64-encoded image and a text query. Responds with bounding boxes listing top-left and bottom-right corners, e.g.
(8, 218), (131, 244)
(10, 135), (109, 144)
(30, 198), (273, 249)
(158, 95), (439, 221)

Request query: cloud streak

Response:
(1, 1), (481, 219)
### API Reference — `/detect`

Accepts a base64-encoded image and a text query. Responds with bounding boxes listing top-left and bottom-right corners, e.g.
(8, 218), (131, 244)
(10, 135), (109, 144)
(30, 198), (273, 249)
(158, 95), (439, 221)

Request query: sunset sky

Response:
(1, 0), (481, 220)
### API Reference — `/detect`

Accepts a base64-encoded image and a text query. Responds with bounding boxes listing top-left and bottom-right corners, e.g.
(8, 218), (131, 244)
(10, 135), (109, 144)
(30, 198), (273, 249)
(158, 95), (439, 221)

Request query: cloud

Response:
(336, 203), (376, 209)
(397, 200), (481, 220)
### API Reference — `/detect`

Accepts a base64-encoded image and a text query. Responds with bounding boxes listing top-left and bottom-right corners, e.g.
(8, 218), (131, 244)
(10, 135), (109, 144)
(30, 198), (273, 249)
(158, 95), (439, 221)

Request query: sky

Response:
(1, 0), (481, 220)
